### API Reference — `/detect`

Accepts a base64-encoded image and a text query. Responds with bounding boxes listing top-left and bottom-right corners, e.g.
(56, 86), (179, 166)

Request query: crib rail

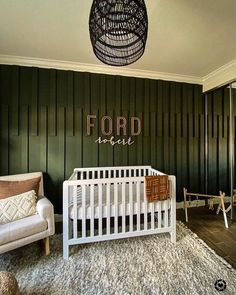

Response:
(73, 165), (160, 180)
(63, 170), (176, 259)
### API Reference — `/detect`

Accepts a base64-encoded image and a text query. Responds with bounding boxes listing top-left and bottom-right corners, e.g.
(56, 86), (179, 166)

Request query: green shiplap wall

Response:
(206, 87), (232, 195)
(0, 65), (204, 213)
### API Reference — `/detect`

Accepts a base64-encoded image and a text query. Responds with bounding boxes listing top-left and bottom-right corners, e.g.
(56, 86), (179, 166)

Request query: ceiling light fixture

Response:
(89, 0), (148, 67)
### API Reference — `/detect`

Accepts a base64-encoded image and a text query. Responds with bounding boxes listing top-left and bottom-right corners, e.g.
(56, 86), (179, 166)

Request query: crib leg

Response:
(63, 243), (69, 260)
(63, 181), (70, 259)
(170, 231), (176, 243)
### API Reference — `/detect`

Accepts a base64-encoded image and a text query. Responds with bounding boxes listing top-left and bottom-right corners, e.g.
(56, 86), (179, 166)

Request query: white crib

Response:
(63, 166), (176, 259)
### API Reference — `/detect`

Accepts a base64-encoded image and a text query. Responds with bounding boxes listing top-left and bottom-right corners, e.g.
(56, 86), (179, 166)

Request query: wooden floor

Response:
(177, 205), (236, 269)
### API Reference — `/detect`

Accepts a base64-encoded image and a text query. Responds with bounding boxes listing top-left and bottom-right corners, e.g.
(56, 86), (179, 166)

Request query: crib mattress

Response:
(69, 183), (171, 220)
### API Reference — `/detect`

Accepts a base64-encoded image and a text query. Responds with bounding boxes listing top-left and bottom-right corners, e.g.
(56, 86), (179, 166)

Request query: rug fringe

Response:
(177, 221), (236, 274)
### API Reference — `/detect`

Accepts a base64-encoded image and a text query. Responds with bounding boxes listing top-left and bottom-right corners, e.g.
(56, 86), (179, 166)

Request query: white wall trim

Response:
(202, 59), (236, 92)
(0, 54), (202, 85)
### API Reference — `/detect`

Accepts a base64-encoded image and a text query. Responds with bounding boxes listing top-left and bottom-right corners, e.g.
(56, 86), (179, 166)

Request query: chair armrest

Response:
(37, 197), (55, 235)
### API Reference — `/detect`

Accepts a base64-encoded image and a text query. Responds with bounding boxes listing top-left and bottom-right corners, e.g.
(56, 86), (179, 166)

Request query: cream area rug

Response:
(1, 222), (236, 295)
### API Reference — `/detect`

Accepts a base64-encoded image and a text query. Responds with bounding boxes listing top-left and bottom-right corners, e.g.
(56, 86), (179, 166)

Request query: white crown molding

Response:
(202, 59), (236, 92)
(0, 55), (202, 85)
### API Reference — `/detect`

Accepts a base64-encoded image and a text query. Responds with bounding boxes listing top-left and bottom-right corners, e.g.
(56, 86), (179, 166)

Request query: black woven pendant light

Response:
(89, 0), (148, 66)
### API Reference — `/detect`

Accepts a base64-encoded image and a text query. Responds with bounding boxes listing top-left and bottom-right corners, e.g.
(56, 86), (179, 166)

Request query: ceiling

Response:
(0, 0), (236, 86)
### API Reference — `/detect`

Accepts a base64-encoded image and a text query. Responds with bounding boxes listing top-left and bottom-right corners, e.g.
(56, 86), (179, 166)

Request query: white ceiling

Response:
(0, 0), (236, 84)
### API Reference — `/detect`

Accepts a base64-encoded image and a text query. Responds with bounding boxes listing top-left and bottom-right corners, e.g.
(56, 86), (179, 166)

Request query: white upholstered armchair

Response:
(0, 172), (55, 255)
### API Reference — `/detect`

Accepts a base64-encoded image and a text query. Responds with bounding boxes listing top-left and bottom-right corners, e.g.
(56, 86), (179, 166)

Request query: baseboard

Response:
(54, 214), (63, 223)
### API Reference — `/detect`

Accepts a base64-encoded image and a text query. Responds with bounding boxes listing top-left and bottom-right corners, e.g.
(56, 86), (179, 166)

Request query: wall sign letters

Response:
(86, 115), (142, 146)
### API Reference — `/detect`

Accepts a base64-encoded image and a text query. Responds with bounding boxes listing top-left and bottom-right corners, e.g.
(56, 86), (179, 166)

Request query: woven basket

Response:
(0, 271), (20, 295)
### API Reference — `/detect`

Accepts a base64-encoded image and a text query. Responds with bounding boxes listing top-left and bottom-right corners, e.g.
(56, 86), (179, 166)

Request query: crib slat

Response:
(98, 183), (103, 236)
(144, 181), (148, 230)
(90, 184), (94, 237)
(114, 182), (118, 234)
(106, 183), (110, 235)
(168, 198), (171, 227)
(151, 200), (155, 230)
(137, 181), (141, 231)
(129, 182), (133, 232)
(157, 200), (161, 228)
(164, 200), (168, 228)
(73, 186), (78, 239)
(82, 185), (86, 238)
(92, 171), (95, 179)
(122, 182), (126, 233)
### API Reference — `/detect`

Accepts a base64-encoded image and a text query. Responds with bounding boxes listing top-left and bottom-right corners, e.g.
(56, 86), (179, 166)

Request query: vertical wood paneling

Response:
(199, 114), (205, 192)
(150, 112), (156, 167)
(67, 71), (74, 137)
(30, 68), (38, 136)
(48, 70), (57, 136)
(39, 106), (48, 173)
(90, 73), (100, 110)
(83, 109), (98, 167)
(128, 78), (136, 166)
(121, 110), (129, 165)
(21, 105), (29, 173)
(136, 112), (143, 166)
(0, 65), (206, 211)
(0, 105), (9, 174)
(206, 87), (231, 195)
(65, 108), (83, 179)
(0, 66), (11, 105)
(20, 67), (32, 106)
(58, 107), (66, 211)
(10, 66), (19, 136)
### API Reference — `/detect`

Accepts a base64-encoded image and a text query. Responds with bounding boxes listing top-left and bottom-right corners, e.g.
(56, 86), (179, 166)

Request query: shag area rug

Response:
(1, 222), (236, 295)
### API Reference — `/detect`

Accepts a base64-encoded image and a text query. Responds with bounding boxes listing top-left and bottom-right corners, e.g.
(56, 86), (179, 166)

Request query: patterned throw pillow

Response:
(0, 190), (37, 224)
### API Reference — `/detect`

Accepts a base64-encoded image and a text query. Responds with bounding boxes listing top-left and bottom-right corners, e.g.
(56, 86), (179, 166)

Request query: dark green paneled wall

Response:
(0, 65), (205, 212)
(206, 87), (232, 195)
